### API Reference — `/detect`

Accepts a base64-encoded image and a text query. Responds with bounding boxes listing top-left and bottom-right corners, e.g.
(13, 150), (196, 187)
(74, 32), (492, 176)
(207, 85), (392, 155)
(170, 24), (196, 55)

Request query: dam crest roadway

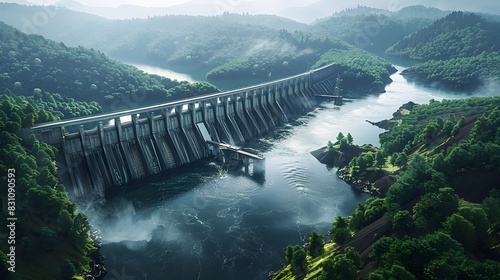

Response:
(19, 63), (343, 199)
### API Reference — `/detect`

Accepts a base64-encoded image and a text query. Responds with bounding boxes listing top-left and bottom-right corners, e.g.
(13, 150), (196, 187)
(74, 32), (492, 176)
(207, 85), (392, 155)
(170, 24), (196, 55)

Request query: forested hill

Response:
(0, 21), (217, 112)
(0, 3), (308, 68)
(387, 12), (500, 60)
(0, 3), (396, 94)
(310, 5), (448, 53)
(386, 12), (500, 90)
(273, 96), (500, 280)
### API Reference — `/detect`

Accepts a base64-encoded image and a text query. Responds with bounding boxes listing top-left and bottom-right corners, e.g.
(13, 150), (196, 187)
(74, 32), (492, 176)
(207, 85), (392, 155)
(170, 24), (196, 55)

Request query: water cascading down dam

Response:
(19, 63), (342, 199)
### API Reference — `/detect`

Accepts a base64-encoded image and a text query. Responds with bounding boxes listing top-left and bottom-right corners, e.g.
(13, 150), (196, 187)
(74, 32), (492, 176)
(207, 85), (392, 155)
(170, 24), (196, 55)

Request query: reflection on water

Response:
(129, 62), (197, 83)
(129, 62), (286, 91)
(83, 66), (497, 280)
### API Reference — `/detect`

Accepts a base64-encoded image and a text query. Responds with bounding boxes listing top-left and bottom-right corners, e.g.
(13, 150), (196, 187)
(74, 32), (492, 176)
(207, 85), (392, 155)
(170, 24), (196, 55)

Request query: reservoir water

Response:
(83, 66), (496, 280)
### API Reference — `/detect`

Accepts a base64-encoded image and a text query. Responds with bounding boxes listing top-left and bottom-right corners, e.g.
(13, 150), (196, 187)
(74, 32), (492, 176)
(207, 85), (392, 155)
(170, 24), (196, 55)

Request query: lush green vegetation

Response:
(0, 21), (217, 111)
(402, 51), (500, 90)
(310, 6), (446, 53)
(0, 4), (397, 93)
(274, 97), (500, 279)
(0, 94), (101, 279)
(206, 29), (340, 80)
(0, 20), (217, 280)
(313, 48), (396, 93)
(387, 12), (500, 60)
(386, 12), (500, 89)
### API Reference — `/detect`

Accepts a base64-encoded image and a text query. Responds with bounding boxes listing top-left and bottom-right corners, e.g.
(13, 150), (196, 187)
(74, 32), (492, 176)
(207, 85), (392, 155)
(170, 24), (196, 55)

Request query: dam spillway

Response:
(19, 63), (342, 198)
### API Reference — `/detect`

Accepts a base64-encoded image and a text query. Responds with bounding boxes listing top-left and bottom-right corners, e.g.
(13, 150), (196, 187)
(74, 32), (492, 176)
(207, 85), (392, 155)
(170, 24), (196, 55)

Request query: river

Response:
(82, 65), (495, 280)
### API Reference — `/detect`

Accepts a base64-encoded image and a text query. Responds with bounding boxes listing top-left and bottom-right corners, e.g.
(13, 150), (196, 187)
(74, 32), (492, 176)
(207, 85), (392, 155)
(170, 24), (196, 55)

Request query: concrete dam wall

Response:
(19, 63), (341, 198)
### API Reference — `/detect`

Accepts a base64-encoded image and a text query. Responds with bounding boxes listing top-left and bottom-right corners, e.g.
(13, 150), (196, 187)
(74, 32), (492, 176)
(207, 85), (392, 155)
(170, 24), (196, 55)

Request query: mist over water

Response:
(82, 66), (496, 280)
(128, 62), (198, 83)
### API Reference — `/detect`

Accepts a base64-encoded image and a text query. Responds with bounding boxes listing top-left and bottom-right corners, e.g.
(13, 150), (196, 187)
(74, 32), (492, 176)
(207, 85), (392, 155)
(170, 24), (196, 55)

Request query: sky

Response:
(23, 0), (194, 7)
(19, 0), (320, 8)
(10, 0), (500, 21)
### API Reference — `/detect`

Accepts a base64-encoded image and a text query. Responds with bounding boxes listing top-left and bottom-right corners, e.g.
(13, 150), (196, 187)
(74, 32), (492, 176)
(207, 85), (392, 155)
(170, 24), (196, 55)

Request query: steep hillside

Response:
(0, 4), (306, 64)
(0, 96), (105, 279)
(387, 12), (500, 60)
(0, 21), (217, 111)
(386, 12), (500, 90)
(273, 97), (500, 279)
(310, 6), (446, 52)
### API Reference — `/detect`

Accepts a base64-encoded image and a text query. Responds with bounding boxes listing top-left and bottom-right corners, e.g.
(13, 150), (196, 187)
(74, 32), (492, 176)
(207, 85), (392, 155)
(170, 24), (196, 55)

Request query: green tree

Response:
(392, 210), (414, 233)
(330, 254), (358, 280)
(482, 194), (500, 226)
(57, 209), (74, 235)
(368, 265), (417, 280)
(306, 232), (324, 257)
(458, 206), (490, 249)
(369, 236), (393, 264)
(339, 137), (349, 149)
(60, 259), (76, 280)
(413, 188), (459, 233)
(336, 132), (345, 141)
(375, 150), (385, 168)
(346, 133), (354, 145)
(443, 214), (477, 250)
(395, 153), (407, 167)
(330, 216), (351, 244)
(285, 245), (295, 264)
(364, 198), (386, 224)
(291, 247), (307, 276)
(349, 203), (366, 231)
(344, 247), (362, 268)
(71, 213), (91, 251)
(327, 140), (334, 150)
(40, 227), (57, 252)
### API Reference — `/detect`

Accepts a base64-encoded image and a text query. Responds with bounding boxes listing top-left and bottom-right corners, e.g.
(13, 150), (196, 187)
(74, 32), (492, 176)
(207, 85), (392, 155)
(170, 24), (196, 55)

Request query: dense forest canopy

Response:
(312, 48), (396, 93)
(387, 12), (500, 60)
(0, 93), (102, 279)
(0, 21), (218, 112)
(4, 3), (497, 92)
(386, 11), (500, 89)
(274, 96), (500, 280)
(310, 5), (448, 53)
(0, 4), (397, 92)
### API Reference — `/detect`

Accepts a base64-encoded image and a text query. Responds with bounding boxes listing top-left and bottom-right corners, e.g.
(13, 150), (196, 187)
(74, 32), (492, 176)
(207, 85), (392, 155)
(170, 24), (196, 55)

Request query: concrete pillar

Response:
(252, 90), (269, 132)
(148, 112), (167, 171)
(131, 114), (153, 174)
(78, 125), (99, 190)
(131, 114), (140, 141)
(115, 117), (135, 180)
(163, 108), (182, 165)
(243, 91), (261, 136)
(176, 106), (183, 126)
(98, 121), (117, 186)
(60, 130), (78, 196)
(244, 157), (249, 174)
(253, 159), (265, 178)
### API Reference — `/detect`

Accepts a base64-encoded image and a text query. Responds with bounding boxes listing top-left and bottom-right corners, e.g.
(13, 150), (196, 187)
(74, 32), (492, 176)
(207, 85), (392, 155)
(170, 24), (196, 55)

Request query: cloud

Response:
(245, 39), (313, 58)
(27, 0), (191, 7)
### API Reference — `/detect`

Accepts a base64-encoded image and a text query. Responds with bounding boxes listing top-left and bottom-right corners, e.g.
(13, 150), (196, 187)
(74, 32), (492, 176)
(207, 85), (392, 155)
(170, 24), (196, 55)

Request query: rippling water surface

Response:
(84, 67), (495, 280)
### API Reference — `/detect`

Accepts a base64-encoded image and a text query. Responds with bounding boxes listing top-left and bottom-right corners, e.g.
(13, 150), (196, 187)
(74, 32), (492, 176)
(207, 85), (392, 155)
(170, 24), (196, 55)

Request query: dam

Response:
(19, 63), (342, 198)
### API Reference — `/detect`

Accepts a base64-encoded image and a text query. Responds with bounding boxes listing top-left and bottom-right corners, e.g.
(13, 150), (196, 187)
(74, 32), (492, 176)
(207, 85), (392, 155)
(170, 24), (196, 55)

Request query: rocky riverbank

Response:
(366, 101), (416, 130)
(310, 102), (416, 195)
(310, 143), (389, 195)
